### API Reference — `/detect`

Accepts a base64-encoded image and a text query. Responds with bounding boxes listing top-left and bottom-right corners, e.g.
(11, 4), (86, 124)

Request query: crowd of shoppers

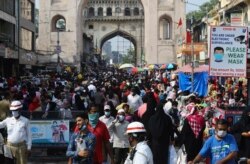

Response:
(0, 64), (249, 163)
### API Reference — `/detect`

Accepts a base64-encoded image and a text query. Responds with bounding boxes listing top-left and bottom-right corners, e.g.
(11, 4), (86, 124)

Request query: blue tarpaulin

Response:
(178, 72), (209, 97)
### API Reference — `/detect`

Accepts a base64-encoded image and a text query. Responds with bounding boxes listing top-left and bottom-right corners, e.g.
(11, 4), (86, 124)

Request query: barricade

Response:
(20, 111), (85, 162)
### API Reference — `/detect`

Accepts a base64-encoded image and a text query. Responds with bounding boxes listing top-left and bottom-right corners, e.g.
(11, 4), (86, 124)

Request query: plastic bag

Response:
(177, 145), (187, 164)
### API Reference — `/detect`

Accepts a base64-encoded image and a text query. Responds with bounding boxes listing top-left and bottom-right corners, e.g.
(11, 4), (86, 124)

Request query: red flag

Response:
(177, 18), (182, 28)
(186, 30), (191, 43)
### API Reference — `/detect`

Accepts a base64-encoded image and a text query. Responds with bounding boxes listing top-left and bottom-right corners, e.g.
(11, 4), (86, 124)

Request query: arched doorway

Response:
(100, 31), (136, 65)
(77, 0), (145, 66)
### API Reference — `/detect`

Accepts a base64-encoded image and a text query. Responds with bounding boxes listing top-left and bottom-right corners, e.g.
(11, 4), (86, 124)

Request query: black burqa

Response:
(148, 104), (173, 164)
(141, 92), (157, 145)
(230, 108), (250, 158)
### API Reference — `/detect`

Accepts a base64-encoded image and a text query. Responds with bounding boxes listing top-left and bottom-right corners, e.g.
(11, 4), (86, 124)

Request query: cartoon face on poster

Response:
(209, 26), (248, 77)
(30, 120), (70, 144)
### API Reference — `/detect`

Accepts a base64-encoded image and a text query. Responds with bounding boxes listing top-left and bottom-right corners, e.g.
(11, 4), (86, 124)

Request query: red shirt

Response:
(87, 121), (110, 164)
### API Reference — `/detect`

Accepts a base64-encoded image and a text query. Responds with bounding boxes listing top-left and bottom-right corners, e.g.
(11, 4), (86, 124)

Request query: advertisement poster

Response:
(209, 26), (248, 77)
(30, 120), (70, 144)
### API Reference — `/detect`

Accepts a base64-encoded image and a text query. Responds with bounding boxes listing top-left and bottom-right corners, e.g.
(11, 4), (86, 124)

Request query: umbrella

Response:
(160, 64), (167, 69)
(131, 67), (144, 74)
(166, 63), (177, 70)
(119, 63), (135, 69)
(148, 64), (159, 70)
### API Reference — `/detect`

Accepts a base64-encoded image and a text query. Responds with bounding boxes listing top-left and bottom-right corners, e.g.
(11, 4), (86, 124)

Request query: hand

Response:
(112, 118), (118, 124)
(216, 160), (224, 164)
(187, 161), (193, 164)
(26, 150), (31, 157)
(78, 150), (89, 157)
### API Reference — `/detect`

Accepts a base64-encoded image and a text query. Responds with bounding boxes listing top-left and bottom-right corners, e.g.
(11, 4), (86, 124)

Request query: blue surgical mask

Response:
(12, 111), (19, 118)
(104, 111), (111, 117)
(88, 113), (99, 128)
(214, 53), (224, 61)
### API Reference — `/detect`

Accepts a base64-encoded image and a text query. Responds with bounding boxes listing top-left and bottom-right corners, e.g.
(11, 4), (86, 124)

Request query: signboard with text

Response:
(209, 26), (248, 77)
(30, 120), (70, 144)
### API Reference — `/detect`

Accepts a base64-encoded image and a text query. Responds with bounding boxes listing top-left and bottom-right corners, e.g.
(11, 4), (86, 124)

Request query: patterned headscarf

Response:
(186, 106), (205, 138)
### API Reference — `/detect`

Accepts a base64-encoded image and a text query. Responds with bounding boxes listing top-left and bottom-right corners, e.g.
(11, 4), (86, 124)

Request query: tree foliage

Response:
(186, 0), (219, 21)
(122, 48), (135, 64)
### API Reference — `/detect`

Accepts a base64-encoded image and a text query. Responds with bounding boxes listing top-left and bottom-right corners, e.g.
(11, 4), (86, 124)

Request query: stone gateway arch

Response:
(37, 0), (185, 69)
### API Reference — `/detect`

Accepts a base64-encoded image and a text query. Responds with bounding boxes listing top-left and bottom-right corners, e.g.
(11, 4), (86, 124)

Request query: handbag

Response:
(176, 145), (187, 164)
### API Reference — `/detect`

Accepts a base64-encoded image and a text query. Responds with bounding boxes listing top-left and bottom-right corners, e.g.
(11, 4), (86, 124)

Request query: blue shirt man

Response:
(190, 119), (238, 164)
(66, 114), (96, 164)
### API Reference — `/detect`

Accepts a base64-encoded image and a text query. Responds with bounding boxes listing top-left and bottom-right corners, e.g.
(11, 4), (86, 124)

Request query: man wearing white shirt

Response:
(127, 88), (143, 113)
(124, 122), (153, 164)
(88, 81), (97, 93)
(110, 109), (130, 164)
(0, 100), (31, 164)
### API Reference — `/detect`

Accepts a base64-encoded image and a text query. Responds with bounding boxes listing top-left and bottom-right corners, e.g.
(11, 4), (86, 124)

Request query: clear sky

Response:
(35, 0), (39, 9)
(186, 0), (210, 13)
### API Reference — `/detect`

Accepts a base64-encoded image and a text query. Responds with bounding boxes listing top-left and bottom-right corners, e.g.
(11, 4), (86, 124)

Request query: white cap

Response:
(10, 100), (23, 110)
(118, 109), (125, 113)
(163, 101), (172, 114)
(126, 122), (146, 134)
(104, 105), (111, 110)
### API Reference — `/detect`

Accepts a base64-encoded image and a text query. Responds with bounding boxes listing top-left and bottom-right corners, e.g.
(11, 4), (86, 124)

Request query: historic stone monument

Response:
(36, 0), (185, 68)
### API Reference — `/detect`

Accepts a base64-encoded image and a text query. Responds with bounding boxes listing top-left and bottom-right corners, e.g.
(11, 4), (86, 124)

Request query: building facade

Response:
(178, 0), (250, 67)
(36, 0), (186, 68)
(0, 0), (36, 77)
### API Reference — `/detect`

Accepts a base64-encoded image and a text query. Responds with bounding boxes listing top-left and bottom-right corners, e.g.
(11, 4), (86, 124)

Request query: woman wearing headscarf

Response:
(141, 91), (157, 145)
(148, 103), (173, 164)
(181, 105), (205, 162)
(230, 108), (250, 158)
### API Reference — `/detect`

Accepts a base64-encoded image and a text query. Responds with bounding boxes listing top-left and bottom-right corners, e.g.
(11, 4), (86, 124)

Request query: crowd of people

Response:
(0, 65), (249, 164)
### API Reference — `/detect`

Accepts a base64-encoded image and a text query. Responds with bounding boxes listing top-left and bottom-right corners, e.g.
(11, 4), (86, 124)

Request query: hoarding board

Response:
(30, 120), (70, 144)
(209, 26), (248, 77)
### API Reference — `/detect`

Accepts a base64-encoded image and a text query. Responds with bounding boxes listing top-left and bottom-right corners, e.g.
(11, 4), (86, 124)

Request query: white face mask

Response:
(12, 111), (19, 118)
(217, 130), (227, 138)
(118, 115), (125, 122)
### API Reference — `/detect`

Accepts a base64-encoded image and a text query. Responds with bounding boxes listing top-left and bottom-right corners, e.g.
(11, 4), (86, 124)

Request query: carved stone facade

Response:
(36, 0), (185, 66)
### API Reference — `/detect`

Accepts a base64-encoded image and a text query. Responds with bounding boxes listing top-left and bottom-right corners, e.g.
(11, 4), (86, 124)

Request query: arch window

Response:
(159, 17), (172, 40)
(51, 15), (66, 32)
(88, 7), (95, 17)
(107, 7), (112, 16)
(98, 7), (103, 16)
(133, 8), (139, 16)
(115, 7), (121, 14)
(124, 8), (131, 16)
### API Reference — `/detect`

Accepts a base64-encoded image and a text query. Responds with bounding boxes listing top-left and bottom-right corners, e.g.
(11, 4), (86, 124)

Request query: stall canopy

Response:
(177, 65), (209, 97)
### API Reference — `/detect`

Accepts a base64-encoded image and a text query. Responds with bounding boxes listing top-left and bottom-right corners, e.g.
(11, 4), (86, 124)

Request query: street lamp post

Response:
(56, 29), (62, 73)
(191, 18), (194, 93)
(57, 30), (60, 64)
